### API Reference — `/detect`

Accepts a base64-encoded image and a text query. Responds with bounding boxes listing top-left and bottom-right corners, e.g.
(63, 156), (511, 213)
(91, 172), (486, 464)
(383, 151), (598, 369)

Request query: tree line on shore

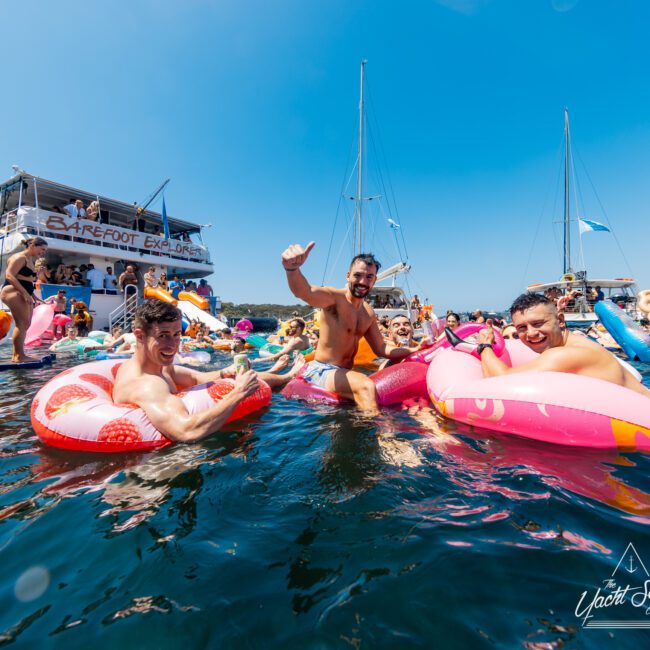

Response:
(220, 302), (312, 320)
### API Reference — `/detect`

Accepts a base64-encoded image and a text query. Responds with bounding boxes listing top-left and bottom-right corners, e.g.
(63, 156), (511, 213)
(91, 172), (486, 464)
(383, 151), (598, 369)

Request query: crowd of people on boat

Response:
(543, 285), (606, 313)
(35, 262), (118, 293)
(51, 197), (196, 242)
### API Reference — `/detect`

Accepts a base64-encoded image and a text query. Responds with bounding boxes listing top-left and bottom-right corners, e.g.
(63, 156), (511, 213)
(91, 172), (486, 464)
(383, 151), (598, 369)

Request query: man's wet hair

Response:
(510, 293), (555, 317)
(133, 299), (182, 333)
(390, 314), (411, 324)
(349, 253), (381, 272)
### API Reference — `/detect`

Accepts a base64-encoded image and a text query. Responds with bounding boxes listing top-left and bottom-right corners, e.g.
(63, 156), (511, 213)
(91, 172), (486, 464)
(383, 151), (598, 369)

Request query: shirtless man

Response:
(112, 300), (260, 442)
(281, 241), (412, 412)
(45, 289), (67, 338)
(378, 315), (428, 370)
(86, 325), (136, 354)
(387, 315), (420, 350)
(118, 265), (138, 292)
(477, 293), (650, 397)
(258, 318), (311, 362)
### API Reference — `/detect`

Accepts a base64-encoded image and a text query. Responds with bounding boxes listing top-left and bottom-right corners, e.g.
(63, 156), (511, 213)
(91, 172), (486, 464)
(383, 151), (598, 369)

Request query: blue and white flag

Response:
(387, 218), (401, 230)
(162, 196), (170, 240)
(578, 218), (610, 234)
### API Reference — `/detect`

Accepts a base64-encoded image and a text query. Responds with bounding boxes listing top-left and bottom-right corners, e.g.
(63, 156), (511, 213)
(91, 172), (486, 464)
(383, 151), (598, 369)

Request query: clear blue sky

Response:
(2, 0), (650, 311)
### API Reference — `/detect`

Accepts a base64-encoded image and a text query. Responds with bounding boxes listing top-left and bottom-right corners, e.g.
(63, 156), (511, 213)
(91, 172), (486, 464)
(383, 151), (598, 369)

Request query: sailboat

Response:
(323, 60), (425, 325)
(526, 109), (638, 327)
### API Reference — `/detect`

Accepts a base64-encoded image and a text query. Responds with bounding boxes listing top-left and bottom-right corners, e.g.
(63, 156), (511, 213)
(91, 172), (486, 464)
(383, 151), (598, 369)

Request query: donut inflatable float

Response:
(31, 359), (272, 452)
(426, 338), (650, 450)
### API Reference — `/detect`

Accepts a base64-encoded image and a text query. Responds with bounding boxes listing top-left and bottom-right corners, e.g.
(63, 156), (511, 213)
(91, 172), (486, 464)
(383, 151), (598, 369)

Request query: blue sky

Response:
(2, 0), (650, 311)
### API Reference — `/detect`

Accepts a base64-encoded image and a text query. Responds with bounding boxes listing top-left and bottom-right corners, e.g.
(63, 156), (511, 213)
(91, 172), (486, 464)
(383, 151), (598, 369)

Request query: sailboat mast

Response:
(355, 59), (367, 255)
(563, 108), (572, 274)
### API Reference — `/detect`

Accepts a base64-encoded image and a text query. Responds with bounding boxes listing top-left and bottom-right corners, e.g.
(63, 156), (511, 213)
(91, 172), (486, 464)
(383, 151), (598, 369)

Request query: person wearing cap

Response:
(73, 301), (92, 336)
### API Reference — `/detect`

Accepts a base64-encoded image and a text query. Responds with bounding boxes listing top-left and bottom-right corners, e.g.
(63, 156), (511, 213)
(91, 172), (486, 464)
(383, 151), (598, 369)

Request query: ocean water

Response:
(0, 347), (649, 649)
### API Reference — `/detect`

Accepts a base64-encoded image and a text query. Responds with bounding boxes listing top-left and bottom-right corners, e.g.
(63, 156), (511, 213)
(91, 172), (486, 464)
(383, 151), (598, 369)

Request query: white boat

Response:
(0, 170), (218, 331)
(526, 110), (639, 327)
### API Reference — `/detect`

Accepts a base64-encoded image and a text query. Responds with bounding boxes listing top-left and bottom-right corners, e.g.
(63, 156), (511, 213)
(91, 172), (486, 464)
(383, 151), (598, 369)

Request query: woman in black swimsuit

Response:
(1, 237), (48, 362)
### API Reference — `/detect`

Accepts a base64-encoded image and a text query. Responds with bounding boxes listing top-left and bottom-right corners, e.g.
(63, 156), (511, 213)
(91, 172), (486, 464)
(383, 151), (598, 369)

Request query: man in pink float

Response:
(477, 293), (650, 398)
(112, 301), (304, 442)
(281, 241), (412, 412)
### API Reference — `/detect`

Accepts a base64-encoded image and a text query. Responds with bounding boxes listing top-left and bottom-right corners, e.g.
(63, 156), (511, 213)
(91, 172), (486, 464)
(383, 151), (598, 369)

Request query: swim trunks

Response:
(302, 360), (343, 390)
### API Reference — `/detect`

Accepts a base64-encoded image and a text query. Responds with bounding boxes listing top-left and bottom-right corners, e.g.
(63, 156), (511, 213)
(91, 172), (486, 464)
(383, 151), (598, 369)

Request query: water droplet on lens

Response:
(15, 566), (50, 602)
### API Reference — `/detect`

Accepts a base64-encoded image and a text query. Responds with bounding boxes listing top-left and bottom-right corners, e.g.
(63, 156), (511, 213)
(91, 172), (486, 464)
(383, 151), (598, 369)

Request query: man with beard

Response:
(281, 241), (412, 412)
(477, 293), (650, 398)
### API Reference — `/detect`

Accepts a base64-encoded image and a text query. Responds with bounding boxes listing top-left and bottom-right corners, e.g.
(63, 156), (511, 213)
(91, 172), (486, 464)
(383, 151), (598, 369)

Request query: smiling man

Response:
(112, 300), (260, 442)
(281, 241), (412, 412)
(477, 293), (650, 397)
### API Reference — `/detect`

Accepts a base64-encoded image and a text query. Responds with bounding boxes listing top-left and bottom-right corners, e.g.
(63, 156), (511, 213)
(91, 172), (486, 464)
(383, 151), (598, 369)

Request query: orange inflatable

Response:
(0, 309), (12, 341)
(303, 350), (316, 362)
(178, 291), (209, 310)
(144, 287), (178, 305)
(353, 337), (379, 369)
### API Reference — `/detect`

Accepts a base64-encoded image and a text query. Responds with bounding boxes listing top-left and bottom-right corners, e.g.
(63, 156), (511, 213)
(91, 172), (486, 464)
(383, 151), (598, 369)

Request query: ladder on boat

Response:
(108, 284), (139, 332)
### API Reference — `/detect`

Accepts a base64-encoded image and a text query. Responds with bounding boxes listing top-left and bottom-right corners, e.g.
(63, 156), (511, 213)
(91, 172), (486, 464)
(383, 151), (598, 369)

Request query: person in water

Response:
(477, 293), (650, 397)
(281, 241), (412, 412)
(112, 300), (302, 442)
(112, 299), (259, 442)
(49, 325), (79, 351)
(257, 318), (311, 362)
(0, 236), (48, 362)
(87, 325), (136, 354)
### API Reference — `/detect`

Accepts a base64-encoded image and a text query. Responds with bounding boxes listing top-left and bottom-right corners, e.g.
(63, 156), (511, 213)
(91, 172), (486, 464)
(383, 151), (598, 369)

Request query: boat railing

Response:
(2, 206), (210, 265)
(109, 284), (139, 332)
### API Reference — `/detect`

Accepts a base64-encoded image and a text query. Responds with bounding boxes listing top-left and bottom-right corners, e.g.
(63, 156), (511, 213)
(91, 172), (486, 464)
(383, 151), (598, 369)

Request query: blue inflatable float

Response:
(595, 300), (650, 362)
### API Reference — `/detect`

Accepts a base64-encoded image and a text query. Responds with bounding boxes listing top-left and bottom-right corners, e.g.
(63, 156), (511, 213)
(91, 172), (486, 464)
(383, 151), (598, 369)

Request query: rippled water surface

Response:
(1, 347), (649, 648)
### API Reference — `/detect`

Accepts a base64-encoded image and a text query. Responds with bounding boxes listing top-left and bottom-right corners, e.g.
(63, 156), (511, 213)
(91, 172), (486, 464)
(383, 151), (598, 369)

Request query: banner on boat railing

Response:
(19, 208), (208, 261)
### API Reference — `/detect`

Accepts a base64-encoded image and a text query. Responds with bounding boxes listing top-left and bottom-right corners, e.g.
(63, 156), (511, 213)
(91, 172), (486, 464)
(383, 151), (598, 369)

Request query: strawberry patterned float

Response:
(31, 359), (272, 452)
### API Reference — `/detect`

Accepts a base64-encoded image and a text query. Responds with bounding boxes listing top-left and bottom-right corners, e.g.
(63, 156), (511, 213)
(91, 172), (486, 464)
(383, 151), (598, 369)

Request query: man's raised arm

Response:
(281, 241), (335, 309)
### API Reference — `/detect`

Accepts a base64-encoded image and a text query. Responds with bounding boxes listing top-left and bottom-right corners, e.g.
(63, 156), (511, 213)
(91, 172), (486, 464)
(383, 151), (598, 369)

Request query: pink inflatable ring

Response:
(407, 322), (506, 364)
(426, 339), (650, 451)
(31, 359), (272, 453)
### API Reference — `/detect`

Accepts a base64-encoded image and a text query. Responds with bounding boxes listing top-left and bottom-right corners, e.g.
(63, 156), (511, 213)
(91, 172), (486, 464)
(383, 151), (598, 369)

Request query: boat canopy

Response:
(0, 172), (206, 235)
(527, 279), (636, 293)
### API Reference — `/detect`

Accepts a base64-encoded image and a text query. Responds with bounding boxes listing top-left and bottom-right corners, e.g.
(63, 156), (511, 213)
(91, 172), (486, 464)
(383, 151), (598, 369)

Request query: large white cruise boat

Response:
(0, 170), (217, 330)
